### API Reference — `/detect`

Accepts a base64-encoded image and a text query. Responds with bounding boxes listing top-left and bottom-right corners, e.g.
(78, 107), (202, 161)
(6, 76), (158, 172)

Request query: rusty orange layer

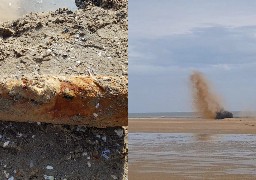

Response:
(0, 75), (128, 127)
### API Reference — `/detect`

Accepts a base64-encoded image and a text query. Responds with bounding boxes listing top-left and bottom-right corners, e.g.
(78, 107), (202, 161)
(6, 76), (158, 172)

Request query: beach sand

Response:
(129, 118), (256, 180)
(129, 117), (256, 134)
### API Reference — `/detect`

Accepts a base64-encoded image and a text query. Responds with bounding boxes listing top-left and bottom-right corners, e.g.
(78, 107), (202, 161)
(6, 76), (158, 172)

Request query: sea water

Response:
(129, 133), (256, 177)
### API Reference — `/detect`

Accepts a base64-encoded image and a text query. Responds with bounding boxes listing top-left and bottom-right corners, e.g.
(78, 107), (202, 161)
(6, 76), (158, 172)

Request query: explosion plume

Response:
(190, 71), (223, 119)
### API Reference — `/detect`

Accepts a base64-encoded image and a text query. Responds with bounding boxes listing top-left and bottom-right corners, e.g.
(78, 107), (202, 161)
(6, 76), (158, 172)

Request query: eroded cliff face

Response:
(0, 75), (127, 127)
(0, 0), (128, 126)
(0, 1), (128, 179)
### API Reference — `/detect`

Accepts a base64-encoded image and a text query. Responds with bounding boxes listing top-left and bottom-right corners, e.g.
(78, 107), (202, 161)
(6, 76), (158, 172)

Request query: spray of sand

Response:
(0, 0), (21, 23)
(190, 71), (223, 119)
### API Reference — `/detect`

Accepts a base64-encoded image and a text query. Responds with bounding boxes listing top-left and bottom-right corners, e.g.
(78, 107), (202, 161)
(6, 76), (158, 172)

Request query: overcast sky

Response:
(129, 0), (256, 113)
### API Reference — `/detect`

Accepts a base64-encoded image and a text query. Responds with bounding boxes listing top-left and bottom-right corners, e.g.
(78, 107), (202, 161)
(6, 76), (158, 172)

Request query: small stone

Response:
(102, 136), (107, 142)
(3, 141), (10, 147)
(96, 103), (99, 108)
(111, 175), (118, 180)
(3, 170), (9, 178)
(46, 49), (52, 53)
(114, 129), (124, 137)
(96, 134), (101, 138)
(17, 133), (23, 137)
(44, 175), (54, 180)
(46, 165), (54, 170)
(93, 113), (98, 118)
(30, 161), (34, 168)
(87, 162), (91, 167)
(122, 71), (128, 76)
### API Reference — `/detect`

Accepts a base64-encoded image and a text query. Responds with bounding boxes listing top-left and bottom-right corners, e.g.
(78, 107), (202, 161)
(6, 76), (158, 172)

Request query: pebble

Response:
(3, 170), (9, 178)
(30, 161), (34, 168)
(44, 175), (54, 180)
(102, 136), (107, 142)
(111, 175), (118, 180)
(87, 162), (91, 167)
(96, 103), (100, 108)
(46, 49), (52, 53)
(8, 176), (14, 180)
(3, 141), (10, 147)
(114, 129), (124, 137)
(16, 133), (23, 137)
(46, 165), (54, 170)
(93, 113), (98, 118)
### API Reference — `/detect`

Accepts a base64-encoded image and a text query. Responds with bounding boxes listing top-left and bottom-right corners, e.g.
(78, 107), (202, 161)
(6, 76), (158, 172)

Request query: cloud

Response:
(129, 0), (256, 38)
(129, 26), (256, 73)
(129, 25), (256, 112)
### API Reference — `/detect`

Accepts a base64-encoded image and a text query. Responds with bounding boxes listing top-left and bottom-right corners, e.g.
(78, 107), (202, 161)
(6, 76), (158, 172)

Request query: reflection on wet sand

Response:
(129, 133), (256, 180)
(195, 133), (212, 141)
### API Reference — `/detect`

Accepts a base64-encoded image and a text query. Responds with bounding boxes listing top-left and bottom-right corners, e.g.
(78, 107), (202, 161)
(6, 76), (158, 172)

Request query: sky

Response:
(129, 0), (256, 113)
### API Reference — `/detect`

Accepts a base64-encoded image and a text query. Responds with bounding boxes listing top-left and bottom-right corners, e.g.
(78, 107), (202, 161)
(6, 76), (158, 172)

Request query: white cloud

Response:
(129, 0), (256, 38)
(211, 64), (232, 71)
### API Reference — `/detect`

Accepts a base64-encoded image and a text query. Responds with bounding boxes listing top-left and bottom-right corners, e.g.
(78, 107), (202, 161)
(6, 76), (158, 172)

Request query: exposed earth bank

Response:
(0, 0), (128, 179)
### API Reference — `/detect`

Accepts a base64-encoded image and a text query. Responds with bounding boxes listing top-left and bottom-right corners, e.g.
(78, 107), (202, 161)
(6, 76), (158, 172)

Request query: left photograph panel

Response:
(0, 0), (128, 179)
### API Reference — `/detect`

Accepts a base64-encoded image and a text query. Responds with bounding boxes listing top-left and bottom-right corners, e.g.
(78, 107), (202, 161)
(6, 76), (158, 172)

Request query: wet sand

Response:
(129, 118), (256, 134)
(129, 118), (256, 180)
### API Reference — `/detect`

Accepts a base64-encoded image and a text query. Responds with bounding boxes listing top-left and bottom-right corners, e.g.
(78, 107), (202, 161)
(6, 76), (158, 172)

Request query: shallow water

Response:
(129, 133), (256, 177)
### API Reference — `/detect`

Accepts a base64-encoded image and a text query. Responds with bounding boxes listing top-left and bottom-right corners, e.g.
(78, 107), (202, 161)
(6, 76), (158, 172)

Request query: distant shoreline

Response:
(129, 111), (255, 119)
(129, 117), (256, 134)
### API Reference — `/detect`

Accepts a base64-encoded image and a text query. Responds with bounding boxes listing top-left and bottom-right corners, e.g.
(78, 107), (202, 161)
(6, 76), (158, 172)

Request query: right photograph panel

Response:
(129, 0), (256, 179)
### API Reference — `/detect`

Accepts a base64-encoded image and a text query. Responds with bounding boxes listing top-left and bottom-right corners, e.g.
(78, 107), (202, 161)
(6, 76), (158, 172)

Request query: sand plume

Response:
(0, 0), (20, 23)
(190, 71), (223, 119)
